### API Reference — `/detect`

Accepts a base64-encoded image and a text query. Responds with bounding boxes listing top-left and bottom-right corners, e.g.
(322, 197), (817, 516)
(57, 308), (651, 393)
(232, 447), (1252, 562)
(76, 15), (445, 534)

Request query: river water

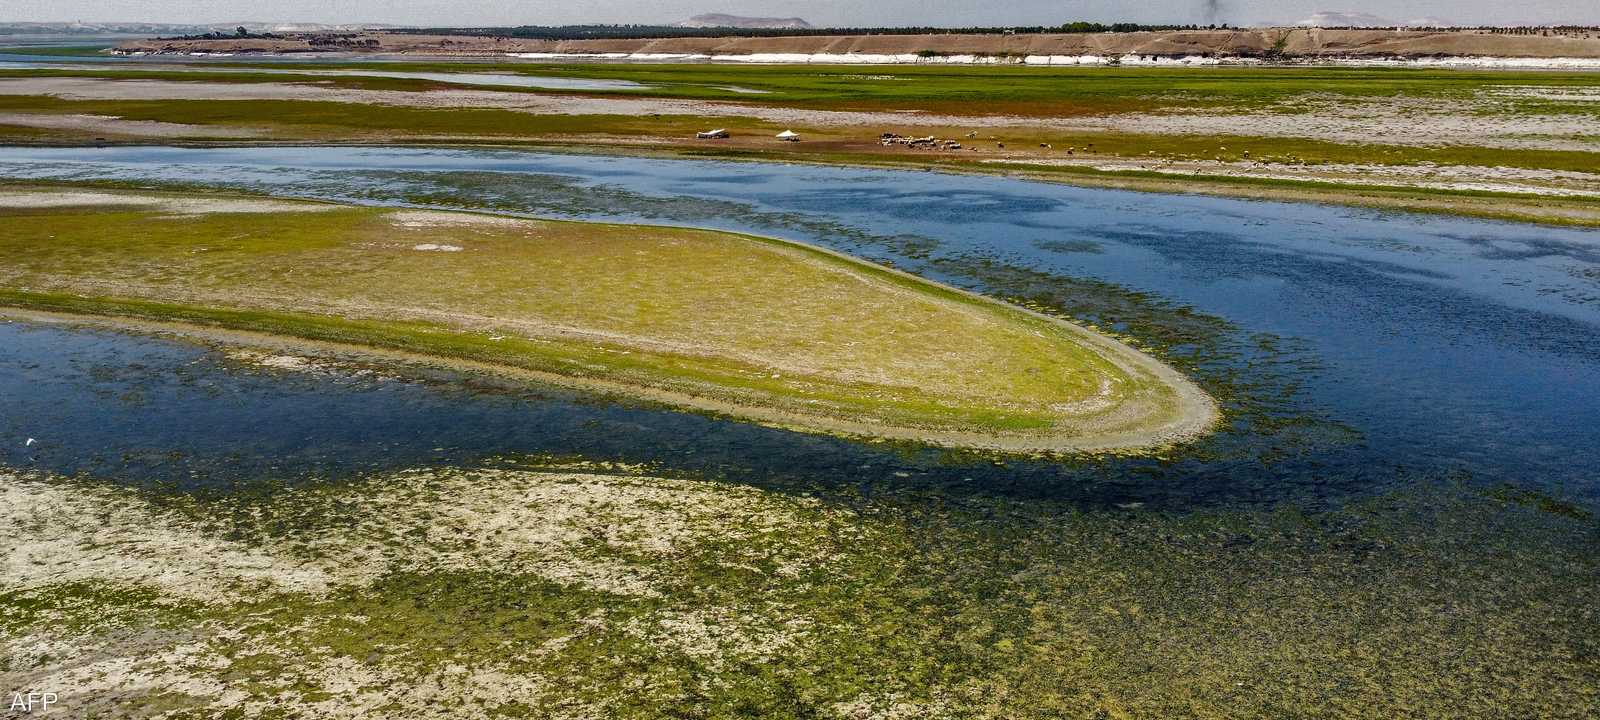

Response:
(1, 146), (1596, 509)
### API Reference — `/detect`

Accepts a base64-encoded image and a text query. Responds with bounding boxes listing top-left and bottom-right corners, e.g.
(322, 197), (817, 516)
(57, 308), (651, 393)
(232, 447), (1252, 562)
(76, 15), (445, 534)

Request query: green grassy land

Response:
(63, 61), (1600, 114)
(0, 187), (1207, 449)
(0, 45), (111, 57)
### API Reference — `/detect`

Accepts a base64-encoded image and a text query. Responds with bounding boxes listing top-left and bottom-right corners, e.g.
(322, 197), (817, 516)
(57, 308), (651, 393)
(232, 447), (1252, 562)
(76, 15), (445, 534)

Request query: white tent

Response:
(776, 129), (800, 141)
(696, 129), (729, 139)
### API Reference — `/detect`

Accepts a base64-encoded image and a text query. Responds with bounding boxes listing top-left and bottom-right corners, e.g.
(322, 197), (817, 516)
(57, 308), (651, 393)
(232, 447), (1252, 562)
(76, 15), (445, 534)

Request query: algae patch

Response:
(3, 466), (1596, 719)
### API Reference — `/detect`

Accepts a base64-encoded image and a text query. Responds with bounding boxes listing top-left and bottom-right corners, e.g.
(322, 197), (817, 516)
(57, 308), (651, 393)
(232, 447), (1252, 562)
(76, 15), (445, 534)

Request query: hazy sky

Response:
(5, 1), (1597, 28)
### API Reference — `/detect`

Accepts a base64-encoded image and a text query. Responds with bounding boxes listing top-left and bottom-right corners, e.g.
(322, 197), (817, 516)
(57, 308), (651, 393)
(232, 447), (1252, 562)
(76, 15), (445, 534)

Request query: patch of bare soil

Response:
(0, 189), (333, 214)
(984, 156), (1600, 198)
(1101, 93), (1600, 152)
(0, 111), (263, 139)
(387, 209), (531, 227)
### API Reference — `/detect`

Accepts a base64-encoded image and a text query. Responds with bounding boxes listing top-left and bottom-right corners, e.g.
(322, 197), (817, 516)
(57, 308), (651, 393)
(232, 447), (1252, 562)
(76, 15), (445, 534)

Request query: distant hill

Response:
(673, 14), (812, 30)
(1293, 11), (1457, 28)
(1296, 11), (1394, 28)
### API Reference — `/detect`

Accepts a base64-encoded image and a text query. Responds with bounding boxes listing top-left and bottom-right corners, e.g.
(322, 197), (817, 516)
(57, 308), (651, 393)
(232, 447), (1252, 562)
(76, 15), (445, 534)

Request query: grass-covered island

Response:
(0, 187), (1214, 452)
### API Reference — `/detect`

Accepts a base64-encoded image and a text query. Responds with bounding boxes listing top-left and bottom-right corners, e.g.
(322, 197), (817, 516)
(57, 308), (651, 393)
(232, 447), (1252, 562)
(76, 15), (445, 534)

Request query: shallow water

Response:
(0, 145), (1596, 508)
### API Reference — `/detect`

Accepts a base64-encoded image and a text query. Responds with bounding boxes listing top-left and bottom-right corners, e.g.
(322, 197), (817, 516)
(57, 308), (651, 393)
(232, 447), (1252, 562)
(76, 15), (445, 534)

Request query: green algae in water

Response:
(6, 465), (1597, 719)
(926, 254), (1361, 463)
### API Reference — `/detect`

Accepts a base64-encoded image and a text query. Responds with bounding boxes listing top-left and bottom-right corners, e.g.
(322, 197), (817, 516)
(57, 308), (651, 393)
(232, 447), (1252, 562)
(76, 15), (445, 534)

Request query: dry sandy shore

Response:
(985, 157), (1600, 198)
(0, 111), (264, 139)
